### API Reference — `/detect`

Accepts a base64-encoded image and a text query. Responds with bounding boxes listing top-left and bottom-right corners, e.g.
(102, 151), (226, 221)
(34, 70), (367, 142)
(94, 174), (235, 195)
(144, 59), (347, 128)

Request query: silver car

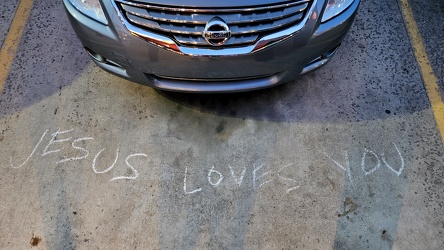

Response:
(64, 0), (360, 93)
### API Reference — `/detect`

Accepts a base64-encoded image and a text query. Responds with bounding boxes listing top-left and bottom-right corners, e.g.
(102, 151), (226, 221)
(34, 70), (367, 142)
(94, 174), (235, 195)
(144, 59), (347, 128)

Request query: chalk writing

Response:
(322, 151), (352, 182)
(278, 163), (300, 193)
(361, 148), (381, 175)
(253, 164), (271, 189)
(110, 153), (148, 181)
(57, 137), (94, 164)
(184, 166), (202, 194)
(381, 143), (404, 176)
(10, 129), (48, 169)
(8, 128), (407, 195)
(183, 163), (299, 195)
(42, 128), (73, 157)
(9, 128), (146, 182)
(322, 143), (405, 182)
(229, 165), (246, 186)
(93, 148), (119, 174)
(208, 166), (224, 186)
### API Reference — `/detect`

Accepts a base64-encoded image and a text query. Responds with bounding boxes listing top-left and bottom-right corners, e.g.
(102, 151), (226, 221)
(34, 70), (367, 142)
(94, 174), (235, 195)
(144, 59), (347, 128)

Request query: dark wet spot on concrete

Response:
(339, 198), (359, 217)
(30, 235), (41, 247)
(326, 176), (335, 190)
(216, 121), (225, 133)
(385, 109), (391, 114)
(381, 229), (389, 240)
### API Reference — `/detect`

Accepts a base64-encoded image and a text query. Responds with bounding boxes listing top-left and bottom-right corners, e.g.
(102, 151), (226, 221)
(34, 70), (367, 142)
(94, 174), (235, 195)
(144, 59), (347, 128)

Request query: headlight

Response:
(68, 0), (107, 24)
(321, 0), (355, 22)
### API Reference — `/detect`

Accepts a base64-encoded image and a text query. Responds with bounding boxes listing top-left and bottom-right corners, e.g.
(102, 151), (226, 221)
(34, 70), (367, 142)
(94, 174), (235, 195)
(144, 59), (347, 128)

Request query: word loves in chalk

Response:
(8, 128), (406, 195)
(9, 128), (147, 181)
(183, 163), (300, 195)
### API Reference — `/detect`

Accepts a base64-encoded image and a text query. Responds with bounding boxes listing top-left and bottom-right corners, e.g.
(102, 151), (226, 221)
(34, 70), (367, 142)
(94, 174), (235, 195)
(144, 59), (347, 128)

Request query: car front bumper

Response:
(64, 0), (360, 93)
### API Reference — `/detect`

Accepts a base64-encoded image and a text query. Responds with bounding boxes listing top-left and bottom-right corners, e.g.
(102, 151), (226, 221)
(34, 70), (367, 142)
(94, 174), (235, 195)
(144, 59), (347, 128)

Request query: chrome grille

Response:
(115, 0), (312, 47)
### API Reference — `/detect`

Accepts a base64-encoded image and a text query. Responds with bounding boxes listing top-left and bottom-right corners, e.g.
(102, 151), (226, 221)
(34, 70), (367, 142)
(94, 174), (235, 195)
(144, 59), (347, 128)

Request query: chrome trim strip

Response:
(121, 3), (308, 25)
(115, 0), (310, 13)
(175, 36), (258, 46)
(111, 0), (318, 56)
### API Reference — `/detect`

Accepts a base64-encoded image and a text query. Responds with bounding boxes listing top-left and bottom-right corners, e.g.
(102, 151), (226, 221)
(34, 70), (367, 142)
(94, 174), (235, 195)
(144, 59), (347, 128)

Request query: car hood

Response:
(130, 0), (296, 8)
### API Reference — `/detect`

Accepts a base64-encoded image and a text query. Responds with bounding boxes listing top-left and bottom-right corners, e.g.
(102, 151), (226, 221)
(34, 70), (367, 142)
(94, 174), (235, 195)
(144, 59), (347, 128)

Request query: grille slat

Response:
(116, 0), (312, 47)
(229, 13), (304, 35)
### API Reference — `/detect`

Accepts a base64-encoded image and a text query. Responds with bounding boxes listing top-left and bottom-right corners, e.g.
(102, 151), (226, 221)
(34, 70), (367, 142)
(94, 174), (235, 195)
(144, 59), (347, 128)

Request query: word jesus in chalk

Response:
(183, 163), (300, 195)
(9, 128), (147, 181)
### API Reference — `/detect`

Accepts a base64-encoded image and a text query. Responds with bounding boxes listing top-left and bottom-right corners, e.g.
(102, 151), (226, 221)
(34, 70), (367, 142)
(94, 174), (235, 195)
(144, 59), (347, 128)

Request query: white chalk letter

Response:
(10, 129), (49, 169)
(253, 164), (272, 189)
(382, 143), (405, 176)
(208, 166), (224, 187)
(57, 137), (94, 164)
(229, 165), (246, 186)
(111, 153), (147, 181)
(278, 163), (300, 193)
(322, 150), (352, 182)
(41, 128), (74, 156)
(92, 148), (119, 174)
(184, 166), (202, 194)
(361, 148), (381, 175)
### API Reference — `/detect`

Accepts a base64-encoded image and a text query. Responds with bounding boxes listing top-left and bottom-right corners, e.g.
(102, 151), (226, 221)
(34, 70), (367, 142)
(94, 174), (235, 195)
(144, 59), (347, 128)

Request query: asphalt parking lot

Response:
(1, 0), (443, 249)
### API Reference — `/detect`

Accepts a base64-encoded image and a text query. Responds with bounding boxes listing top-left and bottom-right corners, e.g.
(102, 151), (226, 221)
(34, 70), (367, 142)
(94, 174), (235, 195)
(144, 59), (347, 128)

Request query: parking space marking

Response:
(399, 0), (444, 142)
(0, 0), (34, 94)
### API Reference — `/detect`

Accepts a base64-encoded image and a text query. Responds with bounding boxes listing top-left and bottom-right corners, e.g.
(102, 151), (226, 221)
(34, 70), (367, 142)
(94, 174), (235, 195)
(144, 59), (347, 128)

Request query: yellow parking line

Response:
(0, 0), (34, 94)
(399, 0), (444, 142)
